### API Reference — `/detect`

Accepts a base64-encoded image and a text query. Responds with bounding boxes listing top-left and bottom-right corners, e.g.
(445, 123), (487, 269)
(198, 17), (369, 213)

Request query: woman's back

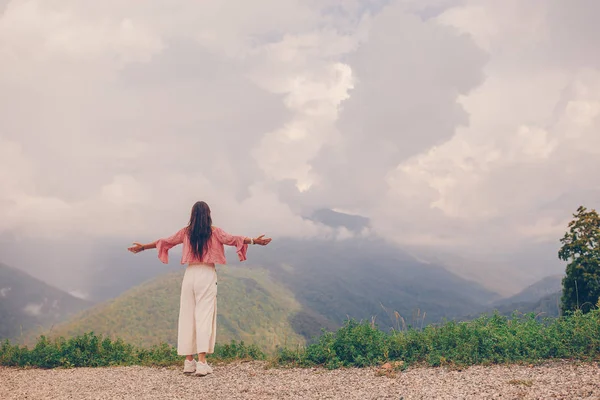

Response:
(156, 225), (249, 265)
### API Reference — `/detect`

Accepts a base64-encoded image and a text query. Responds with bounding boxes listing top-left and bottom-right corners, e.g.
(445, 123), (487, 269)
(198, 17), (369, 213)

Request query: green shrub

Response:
(275, 308), (600, 369)
(3, 309), (599, 370)
(0, 332), (265, 368)
(212, 340), (266, 361)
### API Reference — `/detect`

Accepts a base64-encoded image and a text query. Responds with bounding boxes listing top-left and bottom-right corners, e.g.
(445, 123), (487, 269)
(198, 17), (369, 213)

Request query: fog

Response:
(2, 0), (599, 293)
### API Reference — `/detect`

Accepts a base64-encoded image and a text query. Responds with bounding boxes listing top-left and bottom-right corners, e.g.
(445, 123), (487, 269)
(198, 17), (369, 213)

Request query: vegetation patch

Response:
(2, 307), (599, 370)
(0, 332), (264, 369)
(274, 307), (600, 369)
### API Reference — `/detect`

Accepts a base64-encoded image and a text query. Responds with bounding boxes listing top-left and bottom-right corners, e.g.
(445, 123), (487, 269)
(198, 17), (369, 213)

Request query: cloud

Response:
(0, 0), (335, 239)
(23, 301), (43, 316)
(68, 289), (89, 300)
(371, 1), (600, 259)
(1, 0), (600, 290)
(288, 0), (486, 213)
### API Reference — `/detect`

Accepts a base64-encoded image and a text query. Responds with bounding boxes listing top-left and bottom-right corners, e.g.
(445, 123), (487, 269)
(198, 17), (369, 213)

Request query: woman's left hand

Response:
(253, 235), (272, 246)
(128, 242), (144, 254)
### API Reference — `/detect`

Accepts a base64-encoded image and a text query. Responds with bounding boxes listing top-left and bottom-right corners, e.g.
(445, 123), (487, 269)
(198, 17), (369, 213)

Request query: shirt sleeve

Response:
(155, 227), (186, 264)
(212, 226), (248, 262)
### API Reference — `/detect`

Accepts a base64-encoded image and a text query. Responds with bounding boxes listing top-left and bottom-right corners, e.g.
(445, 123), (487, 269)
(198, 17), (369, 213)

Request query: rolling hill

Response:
(0, 263), (91, 341)
(38, 266), (306, 351)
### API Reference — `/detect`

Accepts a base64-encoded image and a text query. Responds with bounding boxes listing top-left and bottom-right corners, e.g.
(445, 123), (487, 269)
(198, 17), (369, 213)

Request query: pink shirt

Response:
(155, 226), (248, 265)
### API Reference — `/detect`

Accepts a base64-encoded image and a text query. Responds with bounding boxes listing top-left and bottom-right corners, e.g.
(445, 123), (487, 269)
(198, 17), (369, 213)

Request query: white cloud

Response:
(282, 1), (487, 214)
(23, 301), (43, 316)
(68, 289), (89, 300)
(0, 287), (11, 297)
(1, 0), (600, 289)
(370, 1), (600, 261)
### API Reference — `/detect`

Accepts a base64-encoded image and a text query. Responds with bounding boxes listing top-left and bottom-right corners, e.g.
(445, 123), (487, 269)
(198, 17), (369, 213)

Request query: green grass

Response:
(3, 309), (599, 370)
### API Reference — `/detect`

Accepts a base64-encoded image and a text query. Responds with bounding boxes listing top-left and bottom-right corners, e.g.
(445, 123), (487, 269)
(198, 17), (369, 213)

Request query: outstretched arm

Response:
(212, 227), (272, 262)
(242, 234), (272, 246)
(127, 241), (157, 254)
(213, 226), (271, 247)
(128, 227), (185, 263)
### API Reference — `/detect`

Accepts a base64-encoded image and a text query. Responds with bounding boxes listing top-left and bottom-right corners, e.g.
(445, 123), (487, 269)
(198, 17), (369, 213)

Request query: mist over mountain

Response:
(402, 241), (566, 297)
(0, 208), (564, 305)
(3, 241), (566, 350)
(0, 263), (91, 341)
(246, 237), (501, 329)
(493, 274), (563, 307)
(458, 275), (563, 321)
(37, 244), (502, 350)
(0, 233), (182, 303)
(464, 291), (562, 321)
(89, 209), (506, 330)
(0, 209), (568, 348)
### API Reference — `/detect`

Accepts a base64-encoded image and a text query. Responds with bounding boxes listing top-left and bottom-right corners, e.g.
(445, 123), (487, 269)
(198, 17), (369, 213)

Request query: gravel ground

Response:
(2, 361), (600, 400)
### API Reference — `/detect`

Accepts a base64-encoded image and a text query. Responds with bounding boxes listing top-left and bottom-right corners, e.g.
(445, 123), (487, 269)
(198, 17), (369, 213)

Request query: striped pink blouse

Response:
(155, 226), (248, 265)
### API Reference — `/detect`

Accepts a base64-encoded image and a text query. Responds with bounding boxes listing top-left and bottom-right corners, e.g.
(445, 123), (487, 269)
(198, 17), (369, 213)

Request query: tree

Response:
(558, 206), (600, 313)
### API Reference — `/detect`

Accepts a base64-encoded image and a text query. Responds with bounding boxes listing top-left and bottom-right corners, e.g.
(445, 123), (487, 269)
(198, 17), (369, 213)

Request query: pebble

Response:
(1, 360), (599, 399)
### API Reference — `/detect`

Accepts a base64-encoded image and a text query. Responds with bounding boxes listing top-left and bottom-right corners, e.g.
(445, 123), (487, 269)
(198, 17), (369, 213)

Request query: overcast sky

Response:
(1, 0), (599, 290)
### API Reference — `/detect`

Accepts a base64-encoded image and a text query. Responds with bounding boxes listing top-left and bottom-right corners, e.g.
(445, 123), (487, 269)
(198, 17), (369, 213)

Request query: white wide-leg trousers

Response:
(177, 263), (217, 355)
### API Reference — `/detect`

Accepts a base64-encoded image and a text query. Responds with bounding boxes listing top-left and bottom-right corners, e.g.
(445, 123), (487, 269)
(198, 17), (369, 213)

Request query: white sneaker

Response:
(195, 362), (213, 376)
(183, 359), (196, 374)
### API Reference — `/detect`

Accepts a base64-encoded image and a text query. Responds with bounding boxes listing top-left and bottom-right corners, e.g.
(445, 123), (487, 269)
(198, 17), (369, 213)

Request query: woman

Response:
(127, 201), (271, 376)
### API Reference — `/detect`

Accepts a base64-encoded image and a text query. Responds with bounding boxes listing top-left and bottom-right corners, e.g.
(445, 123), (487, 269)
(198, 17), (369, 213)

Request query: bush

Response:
(275, 309), (600, 368)
(0, 332), (265, 369)
(212, 340), (266, 361)
(3, 309), (599, 370)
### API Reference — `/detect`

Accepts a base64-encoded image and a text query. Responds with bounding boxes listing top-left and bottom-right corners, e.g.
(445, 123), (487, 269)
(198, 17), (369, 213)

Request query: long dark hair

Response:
(187, 201), (213, 259)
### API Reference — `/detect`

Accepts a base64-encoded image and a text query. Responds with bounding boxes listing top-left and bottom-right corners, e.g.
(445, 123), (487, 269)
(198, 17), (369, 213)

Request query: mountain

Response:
(458, 275), (564, 321)
(38, 266), (306, 351)
(410, 243), (566, 297)
(11, 208), (510, 347)
(464, 291), (561, 320)
(245, 237), (501, 331)
(36, 234), (503, 351)
(0, 263), (91, 341)
(493, 274), (563, 306)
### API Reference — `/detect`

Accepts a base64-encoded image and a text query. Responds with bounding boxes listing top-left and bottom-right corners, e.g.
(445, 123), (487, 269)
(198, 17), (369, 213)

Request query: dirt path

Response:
(2, 361), (599, 399)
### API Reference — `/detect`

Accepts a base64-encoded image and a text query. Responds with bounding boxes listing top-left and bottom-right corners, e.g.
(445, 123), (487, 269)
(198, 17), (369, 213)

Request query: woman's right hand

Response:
(253, 235), (272, 246)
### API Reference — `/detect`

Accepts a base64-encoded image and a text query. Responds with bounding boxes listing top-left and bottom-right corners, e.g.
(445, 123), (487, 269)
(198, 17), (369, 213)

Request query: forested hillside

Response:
(39, 266), (305, 351)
